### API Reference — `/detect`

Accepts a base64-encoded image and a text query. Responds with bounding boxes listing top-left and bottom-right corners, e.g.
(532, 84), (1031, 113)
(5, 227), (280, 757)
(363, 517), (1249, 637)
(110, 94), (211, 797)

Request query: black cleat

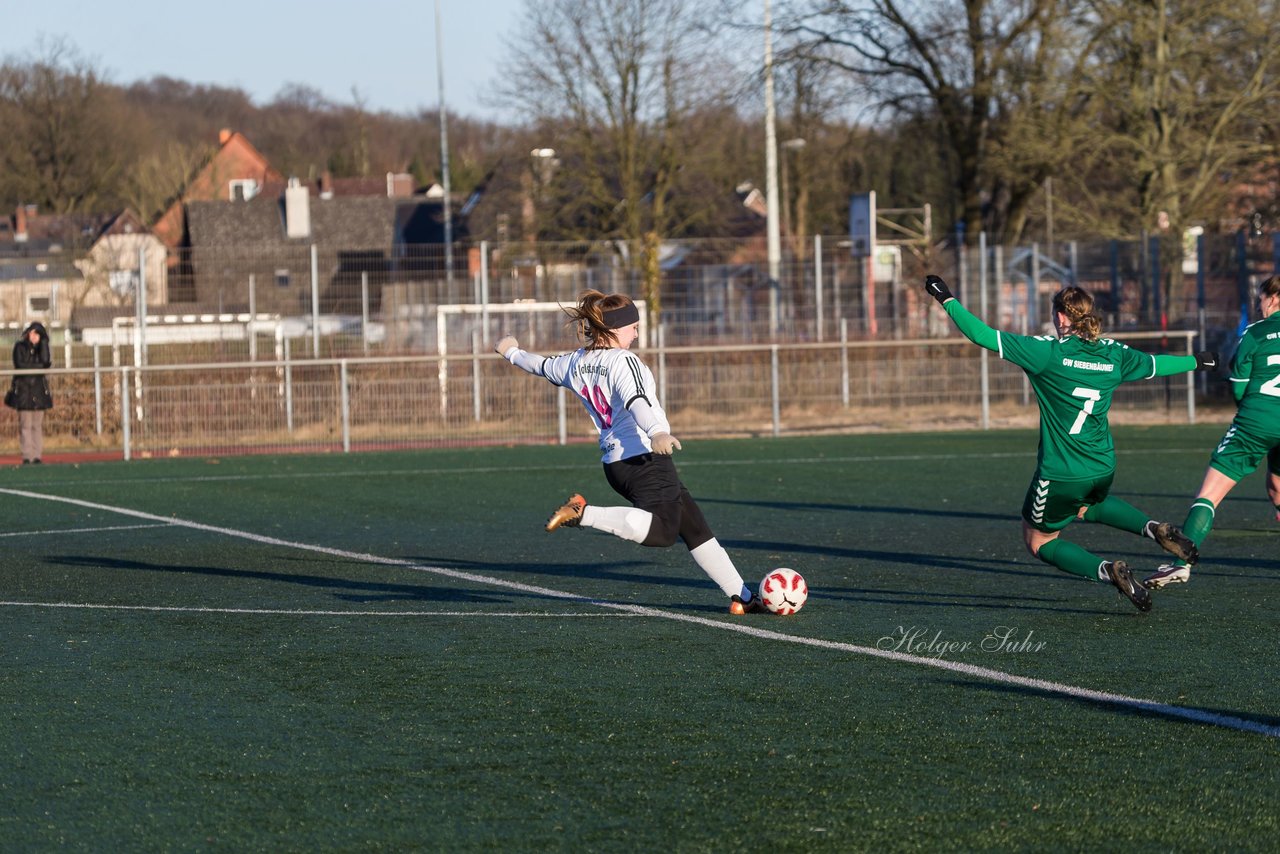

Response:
(729, 594), (767, 615)
(1106, 560), (1151, 612)
(1148, 521), (1198, 565)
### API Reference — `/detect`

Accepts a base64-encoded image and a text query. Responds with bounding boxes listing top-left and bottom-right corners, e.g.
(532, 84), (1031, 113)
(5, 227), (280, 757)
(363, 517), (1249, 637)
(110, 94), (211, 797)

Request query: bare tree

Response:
(0, 39), (140, 214)
(780, 0), (1098, 244)
(497, 0), (734, 318)
(1085, 0), (1280, 318)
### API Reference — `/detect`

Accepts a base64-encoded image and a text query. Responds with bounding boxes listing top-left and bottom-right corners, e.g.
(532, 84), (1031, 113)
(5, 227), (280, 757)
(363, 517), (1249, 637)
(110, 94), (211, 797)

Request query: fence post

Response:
(657, 324), (667, 403)
(121, 368), (131, 462)
(472, 331), (482, 423)
(93, 347), (102, 436)
(840, 318), (849, 407)
(978, 232), (990, 430)
(249, 274), (257, 361)
(1186, 331), (1196, 425)
(771, 345), (781, 436)
(557, 386), (567, 446)
(814, 235), (824, 342)
(362, 272), (370, 356)
(310, 243), (321, 358)
(284, 338), (294, 433)
(340, 359), (351, 452)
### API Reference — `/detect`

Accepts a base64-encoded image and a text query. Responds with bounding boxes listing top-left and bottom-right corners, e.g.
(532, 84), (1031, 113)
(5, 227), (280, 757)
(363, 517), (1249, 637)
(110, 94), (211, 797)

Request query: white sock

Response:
(689, 538), (748, 598)
(581, 505), (652, 543)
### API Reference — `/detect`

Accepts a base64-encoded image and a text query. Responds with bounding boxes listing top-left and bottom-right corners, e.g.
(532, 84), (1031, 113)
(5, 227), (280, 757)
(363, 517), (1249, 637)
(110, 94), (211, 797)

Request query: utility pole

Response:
(764, 0), (781, 337)
(435, 0), (454, 283)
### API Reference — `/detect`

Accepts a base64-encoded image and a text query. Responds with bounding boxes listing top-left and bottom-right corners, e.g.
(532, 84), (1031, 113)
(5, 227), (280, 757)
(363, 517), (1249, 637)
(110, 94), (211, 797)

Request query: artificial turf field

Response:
(1, 425), (1277, 851)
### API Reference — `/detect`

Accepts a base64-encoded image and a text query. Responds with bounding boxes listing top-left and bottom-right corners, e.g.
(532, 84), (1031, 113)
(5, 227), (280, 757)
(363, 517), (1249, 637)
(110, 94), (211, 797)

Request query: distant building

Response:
(0, 206), (165, 330)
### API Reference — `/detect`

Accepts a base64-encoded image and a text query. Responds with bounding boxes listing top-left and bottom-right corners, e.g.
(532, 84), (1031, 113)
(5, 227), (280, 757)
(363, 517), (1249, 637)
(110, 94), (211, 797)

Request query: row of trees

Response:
(2, 1), (1278, 318)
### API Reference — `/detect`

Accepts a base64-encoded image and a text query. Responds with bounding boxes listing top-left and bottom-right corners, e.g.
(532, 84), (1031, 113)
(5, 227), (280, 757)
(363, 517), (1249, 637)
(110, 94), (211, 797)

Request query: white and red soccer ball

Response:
(759, 567), (808, 615)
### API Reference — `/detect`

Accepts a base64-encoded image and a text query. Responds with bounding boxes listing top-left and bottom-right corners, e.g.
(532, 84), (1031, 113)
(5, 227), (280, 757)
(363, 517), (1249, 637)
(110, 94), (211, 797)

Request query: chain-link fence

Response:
(0, 330), (1207, 461)
(8, 230), (1274, 352)
(2, 229), (1266, 459)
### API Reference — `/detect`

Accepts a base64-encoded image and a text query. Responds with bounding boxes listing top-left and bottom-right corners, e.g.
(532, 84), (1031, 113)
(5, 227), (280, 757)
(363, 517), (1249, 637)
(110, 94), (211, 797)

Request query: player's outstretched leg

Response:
(1144, 498), (1216, 589)
(1104, 561), (1151, 612)
(546, 494), (586, 531)
(1144, 521), (1199, 565)
(1144, 562), (1191, 589)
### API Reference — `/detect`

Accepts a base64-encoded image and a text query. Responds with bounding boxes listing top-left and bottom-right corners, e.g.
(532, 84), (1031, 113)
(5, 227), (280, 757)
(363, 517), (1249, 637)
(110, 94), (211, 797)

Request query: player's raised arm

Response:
(493, 334), (553, 379)
(1150, 351), (1218, 378)
(924, 274), (999, 352)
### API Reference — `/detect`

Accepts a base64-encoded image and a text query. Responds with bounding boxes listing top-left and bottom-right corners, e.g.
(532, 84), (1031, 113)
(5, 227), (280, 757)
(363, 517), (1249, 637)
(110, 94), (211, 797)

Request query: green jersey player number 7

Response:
(923, 274), (1218, 612)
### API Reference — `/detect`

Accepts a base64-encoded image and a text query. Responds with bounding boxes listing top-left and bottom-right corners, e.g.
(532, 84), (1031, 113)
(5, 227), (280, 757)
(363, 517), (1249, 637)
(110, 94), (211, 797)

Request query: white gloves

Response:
(651, 432), (682, 455)
(494, 335), (518, 358)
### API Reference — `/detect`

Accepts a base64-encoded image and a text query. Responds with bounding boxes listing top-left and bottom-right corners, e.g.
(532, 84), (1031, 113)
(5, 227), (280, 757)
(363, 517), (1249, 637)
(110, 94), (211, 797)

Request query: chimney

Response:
(284, 177), (311, 239)
(387, 172), (413, 198)
(218, 128), (233, 146)
(319, 171), (334, 200)
(14, 205), (28, 242)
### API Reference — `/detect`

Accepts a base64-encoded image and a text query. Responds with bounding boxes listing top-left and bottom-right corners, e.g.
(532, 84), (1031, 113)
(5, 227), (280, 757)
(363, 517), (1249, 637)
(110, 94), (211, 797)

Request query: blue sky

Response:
(1, 0), (527, 121)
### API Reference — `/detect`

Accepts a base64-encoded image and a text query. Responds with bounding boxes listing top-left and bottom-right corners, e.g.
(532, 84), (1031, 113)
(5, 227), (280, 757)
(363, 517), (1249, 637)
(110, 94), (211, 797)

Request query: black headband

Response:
(603, 302), (639, 329)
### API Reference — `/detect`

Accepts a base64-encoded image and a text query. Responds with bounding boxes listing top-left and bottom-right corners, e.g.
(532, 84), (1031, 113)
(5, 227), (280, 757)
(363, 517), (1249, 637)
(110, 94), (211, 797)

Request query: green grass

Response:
(1, 425), (1277, 851)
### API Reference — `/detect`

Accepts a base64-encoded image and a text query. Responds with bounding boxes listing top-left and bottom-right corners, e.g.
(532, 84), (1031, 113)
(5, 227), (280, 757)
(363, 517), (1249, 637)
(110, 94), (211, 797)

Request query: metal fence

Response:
(10, 229), (1278, 359)
(0, 330), (1207, 461)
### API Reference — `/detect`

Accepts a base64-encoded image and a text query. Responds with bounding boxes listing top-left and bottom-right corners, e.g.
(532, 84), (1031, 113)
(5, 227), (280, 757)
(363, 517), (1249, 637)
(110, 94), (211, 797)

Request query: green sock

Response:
(1037, 538), (1108, 582)
(1174, 499), (1216, 568)
(1080, 496), (1150, 536)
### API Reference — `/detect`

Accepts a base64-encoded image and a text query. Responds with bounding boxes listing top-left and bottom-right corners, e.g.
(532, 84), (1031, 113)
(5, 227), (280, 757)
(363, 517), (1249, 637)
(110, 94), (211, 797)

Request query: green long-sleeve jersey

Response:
(943, 299), (1197, 481)
(1227, 312), (1280, 434)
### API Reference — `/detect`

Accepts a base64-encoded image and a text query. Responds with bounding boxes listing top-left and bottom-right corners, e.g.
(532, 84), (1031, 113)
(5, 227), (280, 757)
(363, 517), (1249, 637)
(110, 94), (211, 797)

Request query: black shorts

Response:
(603, 453), (714, 549)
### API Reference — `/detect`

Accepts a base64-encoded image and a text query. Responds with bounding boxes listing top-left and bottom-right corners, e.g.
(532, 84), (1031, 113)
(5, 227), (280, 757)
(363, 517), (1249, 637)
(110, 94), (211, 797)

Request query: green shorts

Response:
(1209, 422), (1280, 483)
(1021, 470), (1114, 533)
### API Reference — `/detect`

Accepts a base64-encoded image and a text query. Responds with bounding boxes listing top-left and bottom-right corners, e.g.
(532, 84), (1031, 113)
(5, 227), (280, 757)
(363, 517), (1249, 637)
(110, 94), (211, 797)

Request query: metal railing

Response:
(0, 330), (1205, 461)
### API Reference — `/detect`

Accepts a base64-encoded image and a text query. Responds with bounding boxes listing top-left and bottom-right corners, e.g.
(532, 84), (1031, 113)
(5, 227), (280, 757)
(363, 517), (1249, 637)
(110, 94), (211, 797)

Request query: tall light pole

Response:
(764, 0), (781, 336)
(780, 137), (806, 250)
(434, 0), (454, 283)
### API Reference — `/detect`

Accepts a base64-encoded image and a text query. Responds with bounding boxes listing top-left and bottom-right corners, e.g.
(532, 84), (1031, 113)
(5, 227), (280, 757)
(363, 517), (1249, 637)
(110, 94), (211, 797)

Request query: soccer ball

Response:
(759, 568), (808, 615)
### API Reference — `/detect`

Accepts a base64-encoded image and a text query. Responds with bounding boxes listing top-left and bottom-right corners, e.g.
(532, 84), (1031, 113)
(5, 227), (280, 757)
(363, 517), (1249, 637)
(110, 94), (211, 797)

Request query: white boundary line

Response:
(0, 602), (640, 618)
(0, 523), (169, 538)
(2, 485), (1276, 740)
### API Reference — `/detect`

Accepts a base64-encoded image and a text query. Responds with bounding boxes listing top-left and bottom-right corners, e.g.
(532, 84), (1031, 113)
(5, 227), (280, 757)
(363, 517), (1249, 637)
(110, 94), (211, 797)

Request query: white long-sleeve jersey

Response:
(504, 345), (671, 462)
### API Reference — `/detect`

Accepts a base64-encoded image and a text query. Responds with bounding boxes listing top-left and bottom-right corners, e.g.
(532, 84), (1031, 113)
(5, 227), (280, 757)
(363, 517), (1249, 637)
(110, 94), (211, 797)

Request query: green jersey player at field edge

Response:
(1145, 275), (1280, 590)
(494, 289), (767, 615)
(924, 274), (1218, 612)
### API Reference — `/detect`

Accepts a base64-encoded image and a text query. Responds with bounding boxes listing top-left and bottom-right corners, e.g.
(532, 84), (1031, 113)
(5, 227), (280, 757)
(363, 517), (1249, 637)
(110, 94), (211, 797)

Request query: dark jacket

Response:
(10, 322), (53, 411)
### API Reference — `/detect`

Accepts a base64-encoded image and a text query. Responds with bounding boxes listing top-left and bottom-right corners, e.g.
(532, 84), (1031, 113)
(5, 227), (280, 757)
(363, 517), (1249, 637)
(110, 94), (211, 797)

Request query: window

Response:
(27, 295), (50, 313)
(230, 179), (259, 201)
(275, 269), (290, 288)
(109, 269), (140, 297)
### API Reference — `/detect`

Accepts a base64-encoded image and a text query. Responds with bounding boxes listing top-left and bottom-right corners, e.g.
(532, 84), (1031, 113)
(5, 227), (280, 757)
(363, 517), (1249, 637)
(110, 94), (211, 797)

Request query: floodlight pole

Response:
(764, 0), (781, 337)
(435, 0), (454, 283)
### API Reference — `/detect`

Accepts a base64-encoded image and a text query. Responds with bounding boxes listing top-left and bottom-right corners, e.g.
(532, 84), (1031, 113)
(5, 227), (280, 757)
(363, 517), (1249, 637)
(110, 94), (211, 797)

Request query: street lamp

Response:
(780, 138), (806, 249)
(764, 0), (781, 336)
(528, 148), (557, 243)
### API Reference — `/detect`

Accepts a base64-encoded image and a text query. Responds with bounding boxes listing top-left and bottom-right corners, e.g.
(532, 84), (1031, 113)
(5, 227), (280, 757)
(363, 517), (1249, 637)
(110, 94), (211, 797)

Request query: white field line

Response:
(0, 523), (169, 538)
(2, 486), (1275, 740)
(0, 601), (640, 618)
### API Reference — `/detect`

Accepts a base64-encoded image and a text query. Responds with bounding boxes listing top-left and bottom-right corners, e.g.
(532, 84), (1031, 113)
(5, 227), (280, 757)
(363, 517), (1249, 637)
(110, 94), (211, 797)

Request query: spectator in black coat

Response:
(10, 322), (53, 464)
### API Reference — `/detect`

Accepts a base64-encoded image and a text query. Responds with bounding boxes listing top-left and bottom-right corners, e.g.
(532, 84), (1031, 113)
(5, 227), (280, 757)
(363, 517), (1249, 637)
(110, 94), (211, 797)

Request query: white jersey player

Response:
(495, 290), (764, 614)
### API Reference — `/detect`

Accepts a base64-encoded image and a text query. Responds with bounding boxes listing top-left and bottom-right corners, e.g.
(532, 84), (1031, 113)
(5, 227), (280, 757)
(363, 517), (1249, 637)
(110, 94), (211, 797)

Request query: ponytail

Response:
(563, 290), (637, 349)
(1052, 287), (1102, 343)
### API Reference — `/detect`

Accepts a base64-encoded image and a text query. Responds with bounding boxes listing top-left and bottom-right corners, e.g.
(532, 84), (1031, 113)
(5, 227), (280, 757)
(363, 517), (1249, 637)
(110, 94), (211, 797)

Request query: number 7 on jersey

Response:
(1069, 387), (1101, 434)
